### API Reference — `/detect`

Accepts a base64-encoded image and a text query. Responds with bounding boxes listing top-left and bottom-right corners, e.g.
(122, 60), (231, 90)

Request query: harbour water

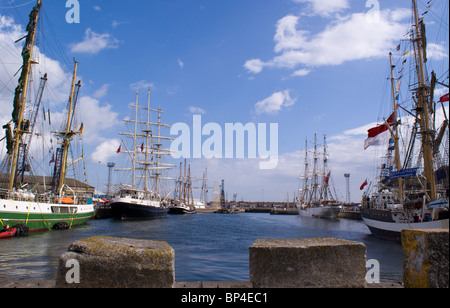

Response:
(0, 213), (404, 283)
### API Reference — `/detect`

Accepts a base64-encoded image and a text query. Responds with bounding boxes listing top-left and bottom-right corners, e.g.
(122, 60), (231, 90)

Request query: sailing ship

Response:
(298, 134), (342, 219)
(0, 0), (94, 233)
(169, 160), (197, 214)
(361, 0), (449, 241)
(110, 89), (175, 219)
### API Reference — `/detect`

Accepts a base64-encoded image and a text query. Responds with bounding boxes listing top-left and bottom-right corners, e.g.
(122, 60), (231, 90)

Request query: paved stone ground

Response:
(0, 279), (403, 288)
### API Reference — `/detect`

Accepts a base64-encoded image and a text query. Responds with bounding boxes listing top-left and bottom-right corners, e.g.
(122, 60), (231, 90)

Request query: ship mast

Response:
(8, 0), (42, 191)
(117, 90), (175, 199)
(56, 61), (81, 195)
(412, 0), (436, 201)
(389, 52), (403, 202)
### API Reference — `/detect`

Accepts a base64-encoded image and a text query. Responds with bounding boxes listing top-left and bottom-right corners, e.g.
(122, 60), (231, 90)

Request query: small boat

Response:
(0, 227), (16, 239)
(168, 200), (196, 215)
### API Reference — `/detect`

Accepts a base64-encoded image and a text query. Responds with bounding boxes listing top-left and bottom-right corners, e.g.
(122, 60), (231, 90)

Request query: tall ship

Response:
(361, 0), (449, 240)
(0, 0), (94, 233)
(110, 89), (175, 219)
(168, 160), (197, 214)
(298, 134), (342, 219)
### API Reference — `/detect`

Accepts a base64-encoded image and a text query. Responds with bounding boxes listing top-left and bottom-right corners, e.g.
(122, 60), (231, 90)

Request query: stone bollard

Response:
(402, 229), (449, 288)
(249, 238), (367, 288)
(55, 236), (175, 288)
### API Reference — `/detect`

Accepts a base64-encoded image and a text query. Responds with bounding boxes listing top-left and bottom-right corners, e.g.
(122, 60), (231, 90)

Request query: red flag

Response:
(360, 179), (368, 191)
(439, 93), (449, 103)
(364, 110), (396, 150)
(141, 143), (144, 152)
(117, 145), (121, 154)
(49, 153), (55, 165)
(325, 171), (331, 185)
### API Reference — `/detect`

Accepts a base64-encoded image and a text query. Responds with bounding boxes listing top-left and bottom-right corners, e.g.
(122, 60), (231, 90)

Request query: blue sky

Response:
(1, 0), (448, 202)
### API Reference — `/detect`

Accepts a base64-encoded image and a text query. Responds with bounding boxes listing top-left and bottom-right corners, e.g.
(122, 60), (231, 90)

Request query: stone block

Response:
(402, 229), (449, 288)
(249, 238), (367, 288)
(55, 236), (175, 288)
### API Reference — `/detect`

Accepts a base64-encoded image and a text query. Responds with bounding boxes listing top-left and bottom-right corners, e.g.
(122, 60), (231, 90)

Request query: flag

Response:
(364, 111), (396, 150)
(360, 179), (368, 191)
(439, 93), (449, 103)
(325, 171), (331, 185)
(396, 44), (401, 51)
(403, 51), (409, 56)
(396, 80), (401, 93)
(78, 123), (84, 134)
(141, 143), (144, 152)
(117, 145), (121, 154)
(49, 153), (55, 165)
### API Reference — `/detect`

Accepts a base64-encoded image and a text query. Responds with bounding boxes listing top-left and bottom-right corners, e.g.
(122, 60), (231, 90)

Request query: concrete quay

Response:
(0, 279), (402, 288)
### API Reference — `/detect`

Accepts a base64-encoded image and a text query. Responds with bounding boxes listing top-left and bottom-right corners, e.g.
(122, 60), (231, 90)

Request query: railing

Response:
(0, 187), (92, 205)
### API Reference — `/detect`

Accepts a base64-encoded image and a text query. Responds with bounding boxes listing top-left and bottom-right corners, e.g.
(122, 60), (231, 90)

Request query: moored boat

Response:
(0, 226), (16, 239)
(299, 203), (342, 219)
(110, 88), (174, 219)
(298, 135), (342, 219)
(0, 0), (94, 232)
(360, 0), (449, 240)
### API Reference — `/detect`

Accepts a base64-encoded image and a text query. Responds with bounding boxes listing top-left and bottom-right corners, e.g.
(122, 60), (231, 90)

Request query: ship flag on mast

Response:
(439, 93), (449, 103)
(364, 110), (396, 150)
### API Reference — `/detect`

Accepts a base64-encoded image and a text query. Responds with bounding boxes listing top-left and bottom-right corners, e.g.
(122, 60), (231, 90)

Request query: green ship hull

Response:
(0, 211), (93, 232)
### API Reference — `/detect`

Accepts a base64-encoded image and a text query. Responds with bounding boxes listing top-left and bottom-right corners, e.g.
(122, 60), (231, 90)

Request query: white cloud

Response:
(77, 96), (120, 144)
(93, 84), (110, 99)
(244, 58), (266, 74)
(254, 90), (296, 115)
(177, 59), (184, 69)
(293, 0), (350, 17)
(70, 28), (120, 54)
(129, 80), (154, 91)
(274, 15), (308, 53)
(245, 8), (410, 76)
(291, 68), (311, 77)
(427, 43), (449, 61)
(189, 106), (206, 115)
(91, 139), (121, 164)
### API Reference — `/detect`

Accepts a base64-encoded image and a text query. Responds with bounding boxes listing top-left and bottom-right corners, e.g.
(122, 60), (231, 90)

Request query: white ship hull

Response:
(298, 205), (341, 219)
(362, 216), (449, 241)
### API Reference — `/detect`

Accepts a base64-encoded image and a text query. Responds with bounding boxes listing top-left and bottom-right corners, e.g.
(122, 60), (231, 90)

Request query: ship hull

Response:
(362, 209), (450, 241)
(0, 198), (94, 232)
(110, 201), (168, 220)
(298, 206), (341, 219)
(168, 206), (196, 215)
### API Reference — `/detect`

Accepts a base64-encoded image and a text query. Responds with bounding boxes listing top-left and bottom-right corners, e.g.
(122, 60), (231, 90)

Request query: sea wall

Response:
(402, 229), (449, 288)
